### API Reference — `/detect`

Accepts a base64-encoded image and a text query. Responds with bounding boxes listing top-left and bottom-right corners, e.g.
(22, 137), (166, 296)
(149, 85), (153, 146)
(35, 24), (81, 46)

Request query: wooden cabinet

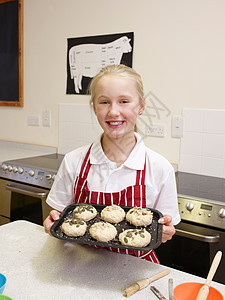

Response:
(0, 179), (11, 225)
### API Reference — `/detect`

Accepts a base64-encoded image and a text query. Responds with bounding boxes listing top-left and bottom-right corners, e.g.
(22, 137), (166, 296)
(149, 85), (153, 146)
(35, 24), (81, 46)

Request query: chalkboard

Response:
(0, 0), (23, 106)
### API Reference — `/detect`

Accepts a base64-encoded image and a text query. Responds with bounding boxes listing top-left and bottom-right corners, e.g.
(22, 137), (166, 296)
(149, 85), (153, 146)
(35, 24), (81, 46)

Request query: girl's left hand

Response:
(158, 214), (176, 243)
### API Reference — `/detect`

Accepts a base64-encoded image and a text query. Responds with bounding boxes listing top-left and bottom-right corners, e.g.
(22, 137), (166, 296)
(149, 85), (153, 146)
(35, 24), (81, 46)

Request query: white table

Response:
(0, 221), (224, 300)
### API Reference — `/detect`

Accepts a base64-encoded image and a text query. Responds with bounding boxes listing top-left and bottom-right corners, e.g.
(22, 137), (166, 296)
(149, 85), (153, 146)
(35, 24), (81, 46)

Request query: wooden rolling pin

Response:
(196, 251), (222, 300)
(124, 268), (170, 297)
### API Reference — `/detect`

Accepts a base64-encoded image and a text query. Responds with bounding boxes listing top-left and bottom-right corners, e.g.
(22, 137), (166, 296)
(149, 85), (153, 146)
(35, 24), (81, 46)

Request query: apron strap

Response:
(79, 144), (93, 179)
(135, 157), (146, 185)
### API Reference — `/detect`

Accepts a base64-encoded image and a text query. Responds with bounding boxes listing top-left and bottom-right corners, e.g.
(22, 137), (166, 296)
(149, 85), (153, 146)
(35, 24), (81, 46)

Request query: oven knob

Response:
(45, 174), (52, 180)
(186, 202), (194, 211)
(218, 208), (225, 218)
(12, 167), (18, 173)
(28, 170), (35, 177)
(8, 165), (13, 172)
(18, 167), (24, 174)
(52, 175), (56, 181)
(1, 164), (8, 171)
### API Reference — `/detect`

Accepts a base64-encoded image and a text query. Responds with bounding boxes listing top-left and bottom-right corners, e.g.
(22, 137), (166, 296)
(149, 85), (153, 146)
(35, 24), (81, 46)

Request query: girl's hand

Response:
(43, 210), (60, 235)
(158, 214), (176, 243)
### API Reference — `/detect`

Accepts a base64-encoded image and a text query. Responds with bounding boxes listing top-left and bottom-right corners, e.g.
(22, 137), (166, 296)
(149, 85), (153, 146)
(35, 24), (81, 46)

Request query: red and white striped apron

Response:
(73, 144), (159, 263)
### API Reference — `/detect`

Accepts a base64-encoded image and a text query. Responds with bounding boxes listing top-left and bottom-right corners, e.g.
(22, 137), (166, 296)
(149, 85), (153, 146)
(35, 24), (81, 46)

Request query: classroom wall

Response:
(0, 0), (225, 164)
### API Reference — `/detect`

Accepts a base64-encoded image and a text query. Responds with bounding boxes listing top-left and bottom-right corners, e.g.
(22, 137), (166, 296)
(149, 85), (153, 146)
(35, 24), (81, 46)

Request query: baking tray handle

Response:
(6, 183), (48, 199)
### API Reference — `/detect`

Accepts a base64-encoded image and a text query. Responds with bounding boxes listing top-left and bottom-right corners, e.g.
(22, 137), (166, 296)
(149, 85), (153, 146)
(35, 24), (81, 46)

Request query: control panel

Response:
(0, 162), (56, 189)
(178, 196), (225, 230)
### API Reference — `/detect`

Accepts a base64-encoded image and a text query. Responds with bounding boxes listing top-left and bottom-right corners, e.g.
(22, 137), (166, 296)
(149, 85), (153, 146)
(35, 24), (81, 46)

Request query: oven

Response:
(0, 154), (64, 226)
(157, 172), (225, 285)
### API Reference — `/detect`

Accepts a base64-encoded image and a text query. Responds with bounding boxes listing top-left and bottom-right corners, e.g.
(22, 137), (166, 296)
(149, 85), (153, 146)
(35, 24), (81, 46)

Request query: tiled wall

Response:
(179, 108), (225, 178)
(58, 104), (103, 154)
(59, 105), (225, 178)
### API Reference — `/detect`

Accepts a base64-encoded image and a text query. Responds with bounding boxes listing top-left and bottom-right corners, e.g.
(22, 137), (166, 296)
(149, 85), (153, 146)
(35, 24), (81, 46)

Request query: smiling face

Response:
(93, 75), (145, 142)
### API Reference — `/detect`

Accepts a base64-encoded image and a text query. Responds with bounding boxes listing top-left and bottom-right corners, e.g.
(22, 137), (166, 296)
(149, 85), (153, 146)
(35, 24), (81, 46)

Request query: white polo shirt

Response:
(47, 133), (181, 225)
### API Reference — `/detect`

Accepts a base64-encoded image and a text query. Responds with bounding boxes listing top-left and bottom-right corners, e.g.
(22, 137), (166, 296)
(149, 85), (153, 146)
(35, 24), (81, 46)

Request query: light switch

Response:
(42, 109), (51, 127)
(172, 115), (183, 138)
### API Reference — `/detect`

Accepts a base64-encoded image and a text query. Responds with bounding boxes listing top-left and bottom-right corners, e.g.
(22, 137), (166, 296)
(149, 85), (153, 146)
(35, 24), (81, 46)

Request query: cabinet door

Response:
(0, 179), (11, 225)
(0, 216), (10, 225)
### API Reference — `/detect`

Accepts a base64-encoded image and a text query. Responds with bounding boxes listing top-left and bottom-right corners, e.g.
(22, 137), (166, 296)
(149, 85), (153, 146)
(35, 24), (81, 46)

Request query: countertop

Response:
(0, 140), (57, 163)
(0, 221), (224, 300)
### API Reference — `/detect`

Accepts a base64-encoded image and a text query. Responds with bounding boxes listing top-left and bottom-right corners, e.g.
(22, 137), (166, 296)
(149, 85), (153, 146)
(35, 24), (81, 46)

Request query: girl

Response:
(44, 64), (180, 263)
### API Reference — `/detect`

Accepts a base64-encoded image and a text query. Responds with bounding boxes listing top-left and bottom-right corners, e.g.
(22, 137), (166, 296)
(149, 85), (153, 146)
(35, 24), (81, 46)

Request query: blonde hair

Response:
(88, 64), (145, 108)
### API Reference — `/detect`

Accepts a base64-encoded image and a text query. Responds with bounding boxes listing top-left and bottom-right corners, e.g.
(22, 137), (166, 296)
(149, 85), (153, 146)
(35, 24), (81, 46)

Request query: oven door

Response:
(156, 221), (225, 285)
(5, 183), (51, 226)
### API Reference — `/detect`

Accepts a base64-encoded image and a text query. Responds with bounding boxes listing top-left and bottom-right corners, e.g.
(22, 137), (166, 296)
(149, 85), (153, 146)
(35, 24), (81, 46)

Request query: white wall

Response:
(1, 0), (225, 164)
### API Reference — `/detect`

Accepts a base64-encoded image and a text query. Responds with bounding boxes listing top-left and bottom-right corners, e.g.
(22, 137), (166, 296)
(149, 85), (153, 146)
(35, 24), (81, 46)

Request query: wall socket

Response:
(27, 115), (40, 126)
(145, 124), (165, 137)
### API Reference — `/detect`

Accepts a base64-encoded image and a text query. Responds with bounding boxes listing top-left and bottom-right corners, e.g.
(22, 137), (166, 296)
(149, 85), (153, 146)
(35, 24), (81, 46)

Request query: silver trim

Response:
(178, 193), (225, 206)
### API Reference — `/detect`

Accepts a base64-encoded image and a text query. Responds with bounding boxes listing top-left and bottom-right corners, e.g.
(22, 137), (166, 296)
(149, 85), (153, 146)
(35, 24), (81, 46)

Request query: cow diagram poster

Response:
(66, 32), (134, 95)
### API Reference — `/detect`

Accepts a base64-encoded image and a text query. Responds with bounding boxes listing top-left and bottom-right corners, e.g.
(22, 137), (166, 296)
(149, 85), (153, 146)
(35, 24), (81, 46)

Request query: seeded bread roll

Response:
(119, 228), (151, 247)
(73, 204), (97, 221)
(126, 206), (153, 227)
(89, 221), (117, 242)
(61, 218), (87, 237)
(101, 204), (125, 223)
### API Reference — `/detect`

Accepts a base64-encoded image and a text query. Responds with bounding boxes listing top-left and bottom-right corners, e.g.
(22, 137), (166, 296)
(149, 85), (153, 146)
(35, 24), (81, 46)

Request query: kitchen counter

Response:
(0, 140), (57, 163)
(0, 221), (224, 300)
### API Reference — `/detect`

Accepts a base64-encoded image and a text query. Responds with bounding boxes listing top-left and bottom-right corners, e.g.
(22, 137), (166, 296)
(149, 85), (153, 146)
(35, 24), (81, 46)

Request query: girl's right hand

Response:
(43, 210), (60, 235)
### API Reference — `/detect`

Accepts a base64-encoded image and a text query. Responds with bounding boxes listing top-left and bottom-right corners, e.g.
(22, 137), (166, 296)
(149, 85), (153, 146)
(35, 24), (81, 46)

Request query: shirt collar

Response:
(90, 134), (110, 165)
(123, 133), (145, 170)
(90, 133), (145, 170)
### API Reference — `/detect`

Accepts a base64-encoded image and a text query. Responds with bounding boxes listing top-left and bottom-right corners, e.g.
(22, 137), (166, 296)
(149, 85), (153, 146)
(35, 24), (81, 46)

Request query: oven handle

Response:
(175, 228), (220, 243)
(6, 183), (48, 199)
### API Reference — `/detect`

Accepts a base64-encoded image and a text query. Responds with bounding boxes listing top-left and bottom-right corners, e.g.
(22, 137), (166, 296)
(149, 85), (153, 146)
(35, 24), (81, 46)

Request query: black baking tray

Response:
(50, 204), (163, 251)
